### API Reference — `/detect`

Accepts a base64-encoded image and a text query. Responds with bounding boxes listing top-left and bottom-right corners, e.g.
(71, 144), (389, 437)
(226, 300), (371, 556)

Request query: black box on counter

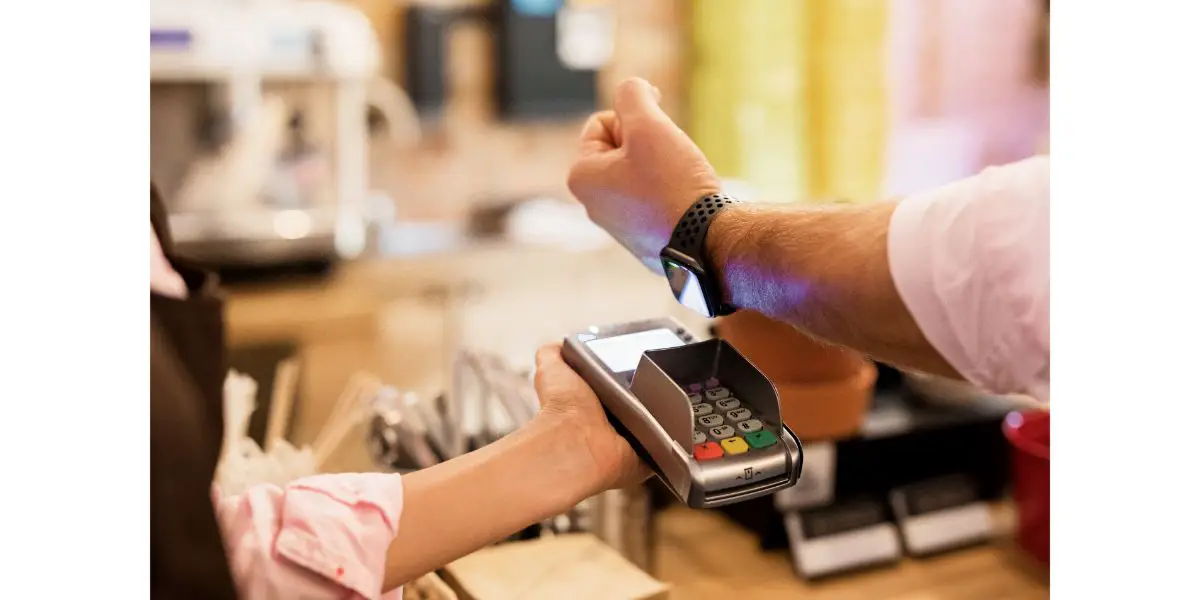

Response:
(493, 1), (598, 120)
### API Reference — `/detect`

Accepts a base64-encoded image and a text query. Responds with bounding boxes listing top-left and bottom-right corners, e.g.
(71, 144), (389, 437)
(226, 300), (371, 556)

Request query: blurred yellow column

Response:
(690, 0), (811, 204)
(690, 0), (889, 205)
(809, 0), (890, 203)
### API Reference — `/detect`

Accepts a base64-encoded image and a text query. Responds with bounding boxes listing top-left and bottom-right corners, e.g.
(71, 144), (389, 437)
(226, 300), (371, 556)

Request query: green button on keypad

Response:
(743, 429), (777, 449)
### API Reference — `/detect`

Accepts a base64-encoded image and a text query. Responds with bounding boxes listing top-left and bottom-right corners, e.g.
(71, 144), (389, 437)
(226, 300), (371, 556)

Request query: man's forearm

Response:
(707, 202), (960, 379)
(382, 415), (601, 590)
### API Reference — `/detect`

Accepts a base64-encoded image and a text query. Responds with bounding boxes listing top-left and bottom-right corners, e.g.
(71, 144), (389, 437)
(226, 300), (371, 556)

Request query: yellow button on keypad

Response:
(720, 436), (750, 455)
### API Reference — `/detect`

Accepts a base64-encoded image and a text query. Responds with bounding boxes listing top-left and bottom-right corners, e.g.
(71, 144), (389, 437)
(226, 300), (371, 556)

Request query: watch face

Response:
(662, 257), (713, 318)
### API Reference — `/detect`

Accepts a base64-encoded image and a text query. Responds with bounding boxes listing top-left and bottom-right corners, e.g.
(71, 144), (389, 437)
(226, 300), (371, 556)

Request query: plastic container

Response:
(1003, 410), (1050, 567)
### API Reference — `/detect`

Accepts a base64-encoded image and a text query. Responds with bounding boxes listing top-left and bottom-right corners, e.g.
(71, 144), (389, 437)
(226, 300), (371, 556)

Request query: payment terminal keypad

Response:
(705, 387), (731, 401)
(715, 397), (740, 411)
(693, 442), (723, 461)
(720, 437), (750, 455)
(737, 419), (763, 433)
(689, 378), (779, 461)
(709, 425), (735, 440)
(725, 408), (752, 422)
(744, 430), (778, 449)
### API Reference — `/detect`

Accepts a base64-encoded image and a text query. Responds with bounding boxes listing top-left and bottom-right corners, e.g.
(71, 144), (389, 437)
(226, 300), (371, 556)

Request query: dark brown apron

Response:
(150, 184), (240, 599)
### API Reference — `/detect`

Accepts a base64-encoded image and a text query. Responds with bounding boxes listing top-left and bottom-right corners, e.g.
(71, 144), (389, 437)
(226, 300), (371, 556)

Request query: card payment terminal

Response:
(563, 318), (803, 508)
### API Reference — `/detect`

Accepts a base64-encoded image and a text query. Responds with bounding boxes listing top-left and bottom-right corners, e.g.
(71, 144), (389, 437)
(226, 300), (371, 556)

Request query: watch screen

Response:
(586, 328), (685, 373)
(663, 259), (712, 317)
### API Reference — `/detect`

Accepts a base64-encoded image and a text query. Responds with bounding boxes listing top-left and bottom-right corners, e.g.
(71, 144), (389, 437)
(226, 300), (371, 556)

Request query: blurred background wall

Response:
(150, 0), (1048, 266)
(354, 0), (690, 223)
(346, 0), (1047, 217)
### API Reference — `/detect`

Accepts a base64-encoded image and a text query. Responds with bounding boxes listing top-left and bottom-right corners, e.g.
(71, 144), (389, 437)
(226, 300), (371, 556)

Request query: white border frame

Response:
(4, 1), (1200, 596)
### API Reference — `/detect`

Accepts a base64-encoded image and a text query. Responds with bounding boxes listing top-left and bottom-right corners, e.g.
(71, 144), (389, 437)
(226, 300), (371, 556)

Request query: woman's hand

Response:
(383, 345), (651, 589)
(533, 343), (650, 491)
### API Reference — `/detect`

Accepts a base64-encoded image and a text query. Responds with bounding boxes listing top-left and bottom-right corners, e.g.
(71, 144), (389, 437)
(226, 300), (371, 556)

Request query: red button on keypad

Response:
(693, 442), (724, 461)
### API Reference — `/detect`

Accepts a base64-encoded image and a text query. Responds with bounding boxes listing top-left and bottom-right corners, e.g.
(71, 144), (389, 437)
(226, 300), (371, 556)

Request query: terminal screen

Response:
(586, 328), (685, 373)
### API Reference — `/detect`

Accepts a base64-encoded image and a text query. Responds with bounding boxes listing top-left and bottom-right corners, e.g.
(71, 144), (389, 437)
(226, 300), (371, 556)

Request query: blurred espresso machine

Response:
(151, 0), (417, 268)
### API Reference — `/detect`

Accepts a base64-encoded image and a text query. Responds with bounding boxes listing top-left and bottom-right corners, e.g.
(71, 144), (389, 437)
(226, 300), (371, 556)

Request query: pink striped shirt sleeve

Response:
(213, 473), (406, 599)
(887, 155), (1050, 401)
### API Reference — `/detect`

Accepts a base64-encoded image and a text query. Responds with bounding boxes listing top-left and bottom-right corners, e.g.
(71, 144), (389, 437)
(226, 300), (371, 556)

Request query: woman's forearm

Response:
(706, 202), (961, 379)
(382, 414), (603, 591)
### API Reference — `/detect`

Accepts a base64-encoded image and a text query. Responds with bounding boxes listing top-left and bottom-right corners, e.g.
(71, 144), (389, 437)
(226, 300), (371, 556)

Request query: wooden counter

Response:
(656, 505), (1047, 599)
(224, 248), (1049, 599)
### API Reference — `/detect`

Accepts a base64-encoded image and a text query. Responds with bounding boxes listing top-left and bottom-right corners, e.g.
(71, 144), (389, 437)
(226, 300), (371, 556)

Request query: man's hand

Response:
(567, 78), (722, 265)
(533, 343), (649, 491)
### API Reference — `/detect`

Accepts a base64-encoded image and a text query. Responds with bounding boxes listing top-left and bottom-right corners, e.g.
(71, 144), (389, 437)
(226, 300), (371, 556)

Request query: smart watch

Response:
(659, 193), (740, 319)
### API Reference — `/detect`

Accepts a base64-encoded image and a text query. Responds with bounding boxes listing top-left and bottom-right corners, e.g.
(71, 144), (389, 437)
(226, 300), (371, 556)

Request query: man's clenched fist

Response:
(567, 78), (723, 267)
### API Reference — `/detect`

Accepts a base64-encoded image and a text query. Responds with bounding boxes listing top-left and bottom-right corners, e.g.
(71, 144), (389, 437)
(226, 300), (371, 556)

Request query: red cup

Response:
(1003, 410), (1050, 566)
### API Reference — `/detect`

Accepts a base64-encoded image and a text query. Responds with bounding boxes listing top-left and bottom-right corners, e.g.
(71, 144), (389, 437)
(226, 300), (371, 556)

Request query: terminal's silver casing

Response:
(563, 318), (804, 508)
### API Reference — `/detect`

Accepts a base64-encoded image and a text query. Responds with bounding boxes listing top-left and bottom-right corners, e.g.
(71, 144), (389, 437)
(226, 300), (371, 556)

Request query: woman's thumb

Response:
(613, 78), (666, 123)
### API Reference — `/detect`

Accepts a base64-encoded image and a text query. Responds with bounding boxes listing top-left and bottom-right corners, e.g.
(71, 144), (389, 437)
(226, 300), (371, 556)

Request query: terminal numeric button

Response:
(726, 408), (752, 422)
(736, 419), (763, 433)
(715, 397), (741, 411)
(705, 387), (731, 401)
(709, 425), (735, 440)
(692, 403), (713, 417)
(692, 430), (707, 444)
(688, 393), (702, 405)
(697, 414), (725, 428)
(693, 442), (723, 461)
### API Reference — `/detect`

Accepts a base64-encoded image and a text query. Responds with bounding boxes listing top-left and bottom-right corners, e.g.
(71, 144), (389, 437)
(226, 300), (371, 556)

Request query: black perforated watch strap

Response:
(666, 193), (740, 316)
(668, 193), (740, 260)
